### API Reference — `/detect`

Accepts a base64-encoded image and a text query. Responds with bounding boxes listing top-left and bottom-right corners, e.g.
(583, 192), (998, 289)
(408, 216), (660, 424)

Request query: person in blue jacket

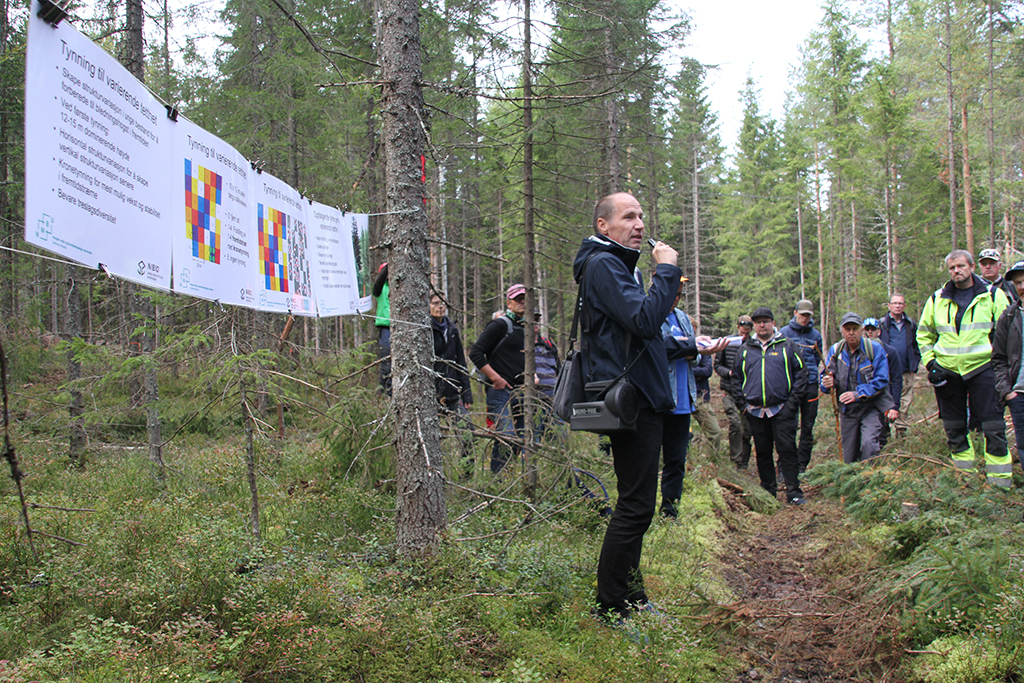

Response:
(659, 276), (700, 519)
(820, 312), (893, 463)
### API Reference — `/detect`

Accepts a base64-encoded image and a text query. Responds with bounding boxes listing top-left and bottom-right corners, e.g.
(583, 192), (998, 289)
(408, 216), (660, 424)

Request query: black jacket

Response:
(432, 316), (472, 407)
(714, 341), (745, 394)
(731, 332), (807, 411)
(572, 234), (681, 412)
(878, 312), (921, 374)
(992, 300), (1024, 400)
(693, 352), (713, 402)
(878, 340), (904, 406)
(469, 314), (525, 387)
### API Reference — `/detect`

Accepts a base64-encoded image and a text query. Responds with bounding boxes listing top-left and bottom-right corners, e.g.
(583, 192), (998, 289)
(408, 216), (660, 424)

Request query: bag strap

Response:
(567, 255), (596, 353)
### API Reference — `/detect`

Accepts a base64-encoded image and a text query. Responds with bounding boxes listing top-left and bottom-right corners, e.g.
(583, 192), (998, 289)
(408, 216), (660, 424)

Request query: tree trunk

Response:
(815, 145), (827, 342)
(961, 104), (974, 253)
(692, 149), (702, 329)
(944, 0), (959, 248)
(240, 375), (260, 539)
(65, 265), (86, 465)
(377, 0), (446, 556)
(522, 0), (537, 500)
(602, 28), (619, 195)
(987, 1), (996, 247)
(796, 193), (805, 300)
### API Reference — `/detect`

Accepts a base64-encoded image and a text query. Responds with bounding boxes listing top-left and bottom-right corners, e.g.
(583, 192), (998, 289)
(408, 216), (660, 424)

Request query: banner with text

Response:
(25, 2), (172, 290)
(25, 4), (371, 317)
(308, 203), (368, 316)
(252, 172), (315, 316)
(171, 117), (258, 307)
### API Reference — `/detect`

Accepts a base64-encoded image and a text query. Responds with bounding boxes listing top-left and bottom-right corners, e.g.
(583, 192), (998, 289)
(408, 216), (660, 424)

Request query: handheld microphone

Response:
(647, 238), (657, 249)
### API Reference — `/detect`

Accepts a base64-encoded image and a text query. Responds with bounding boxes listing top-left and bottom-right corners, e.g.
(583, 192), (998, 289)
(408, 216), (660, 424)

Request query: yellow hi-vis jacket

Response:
(917, 276), (1009, 378)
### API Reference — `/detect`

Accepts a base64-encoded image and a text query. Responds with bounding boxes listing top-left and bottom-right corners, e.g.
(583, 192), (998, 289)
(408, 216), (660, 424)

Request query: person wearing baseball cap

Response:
(992, 259), (1024, 475)
(978, 248), (1018, 302)
(918, 249), (1012, 487)
(469, 283), (528, 474)
(715, 315), (755, 469)
(779, 299), (824, 473)
(863, 318), (903, 450)
(821, 313), (893, 463)
(731, 307), (808, 504)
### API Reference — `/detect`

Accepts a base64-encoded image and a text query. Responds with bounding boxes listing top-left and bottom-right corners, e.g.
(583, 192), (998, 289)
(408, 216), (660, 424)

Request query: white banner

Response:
(171, 117), (258, 308)
(25, 3), (172, 289)
(252, 172), (315, 316)
(352, 213), (373, 313)
(308, 203), (365, 316)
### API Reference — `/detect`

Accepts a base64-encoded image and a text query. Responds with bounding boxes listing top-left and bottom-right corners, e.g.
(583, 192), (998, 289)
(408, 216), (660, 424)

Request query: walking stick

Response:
(829, 371), (843, 462)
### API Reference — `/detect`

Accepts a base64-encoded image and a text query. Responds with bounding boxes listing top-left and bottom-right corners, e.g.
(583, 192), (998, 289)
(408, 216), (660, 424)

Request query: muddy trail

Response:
(714, 489), (906, 683)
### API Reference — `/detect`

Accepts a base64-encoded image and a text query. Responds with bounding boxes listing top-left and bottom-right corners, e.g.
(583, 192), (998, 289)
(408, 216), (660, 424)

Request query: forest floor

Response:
(713, 484), (906, 683)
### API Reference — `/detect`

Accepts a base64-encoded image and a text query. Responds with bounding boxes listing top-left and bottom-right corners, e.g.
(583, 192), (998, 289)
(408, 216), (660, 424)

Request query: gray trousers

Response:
(841, 408), (884, 464)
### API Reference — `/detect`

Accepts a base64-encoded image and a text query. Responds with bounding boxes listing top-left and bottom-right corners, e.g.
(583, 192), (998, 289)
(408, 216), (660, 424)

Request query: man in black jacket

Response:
(715, 315), (753, 468)
(878, 293), (921, 436)
(991, 260), (1024, 473)
(574, 192), (723, 623)
(732, 307), (807, 504)
(469, 284), (527, 474)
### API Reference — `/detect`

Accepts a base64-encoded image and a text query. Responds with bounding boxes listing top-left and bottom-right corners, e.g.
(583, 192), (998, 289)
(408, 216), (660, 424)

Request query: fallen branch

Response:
(29, 503), (97, 513)
(716, 478), (745, 494)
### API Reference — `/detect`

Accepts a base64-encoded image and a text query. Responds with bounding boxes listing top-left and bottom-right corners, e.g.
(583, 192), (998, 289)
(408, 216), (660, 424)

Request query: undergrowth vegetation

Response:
(805, 450), (1024, 682)
(3, 331), (1024, 682)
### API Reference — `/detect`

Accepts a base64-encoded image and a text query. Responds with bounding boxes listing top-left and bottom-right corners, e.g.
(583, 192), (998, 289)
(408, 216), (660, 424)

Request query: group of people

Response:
(373, 191), (1024, 629)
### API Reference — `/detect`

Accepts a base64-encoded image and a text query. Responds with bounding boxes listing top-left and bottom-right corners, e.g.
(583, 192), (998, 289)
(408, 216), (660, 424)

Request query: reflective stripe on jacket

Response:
(917, 276), (1009, 378)
(731, 333), (806, 408)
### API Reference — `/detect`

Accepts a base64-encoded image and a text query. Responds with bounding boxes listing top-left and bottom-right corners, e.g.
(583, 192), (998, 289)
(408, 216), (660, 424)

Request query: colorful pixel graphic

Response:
(258, 203), (289, 293)
(184, 159), (222, 263)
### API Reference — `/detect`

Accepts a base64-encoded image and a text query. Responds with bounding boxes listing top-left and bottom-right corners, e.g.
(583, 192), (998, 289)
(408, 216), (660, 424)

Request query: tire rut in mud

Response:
(715, 492), (904, 683)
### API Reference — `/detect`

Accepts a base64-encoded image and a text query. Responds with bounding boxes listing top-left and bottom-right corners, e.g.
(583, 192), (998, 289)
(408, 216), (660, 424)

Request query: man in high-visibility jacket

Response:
(917, 249), (1012, 487)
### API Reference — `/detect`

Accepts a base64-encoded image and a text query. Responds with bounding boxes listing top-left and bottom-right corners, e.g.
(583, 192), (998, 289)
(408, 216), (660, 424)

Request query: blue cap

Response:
(863, 317), (880, 328)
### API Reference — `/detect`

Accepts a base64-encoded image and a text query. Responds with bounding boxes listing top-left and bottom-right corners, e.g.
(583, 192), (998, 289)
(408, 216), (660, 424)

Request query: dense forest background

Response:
(4, 2), (1024, 680)
(2, 0), (1024, 351)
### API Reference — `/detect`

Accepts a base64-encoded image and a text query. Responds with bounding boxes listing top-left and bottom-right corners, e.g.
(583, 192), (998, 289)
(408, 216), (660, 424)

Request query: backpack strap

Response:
(488, 314), (516, 356)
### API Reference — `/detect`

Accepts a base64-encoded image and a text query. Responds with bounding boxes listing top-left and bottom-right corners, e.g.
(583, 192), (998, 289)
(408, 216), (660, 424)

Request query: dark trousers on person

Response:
(746, 407), (803, 502)
(933, 366), (1011, 486)
(597, 407), (663, 621)
(1005, 394), (1024, 472)
(485, 386), (524, 474)
(722, 393), (752, 468)
(795, 391), (819, 471)
(660, 412), (692, 518)
(839, 408), (884, 463)
(377, 326), (392, 395)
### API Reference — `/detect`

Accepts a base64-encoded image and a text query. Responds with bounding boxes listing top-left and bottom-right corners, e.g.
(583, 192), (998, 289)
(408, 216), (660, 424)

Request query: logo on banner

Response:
(36, 214), (54, 242)
(137, 261), (146, 276)
(259, 289), (267, 307)
(180, 268), (191, 289)
(239, 286), (253, 304)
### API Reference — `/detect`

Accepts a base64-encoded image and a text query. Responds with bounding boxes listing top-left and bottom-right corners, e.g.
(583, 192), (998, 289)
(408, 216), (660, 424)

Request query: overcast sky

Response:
(681, 0), (826, 155)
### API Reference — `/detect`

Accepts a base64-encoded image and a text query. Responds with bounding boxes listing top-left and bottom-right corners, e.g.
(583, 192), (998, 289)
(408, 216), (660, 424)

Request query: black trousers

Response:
(660, 412), (692, 517)
(795, 391), (819, 470)
(747, 407), (803, 501)
(596, 407), (663, 620)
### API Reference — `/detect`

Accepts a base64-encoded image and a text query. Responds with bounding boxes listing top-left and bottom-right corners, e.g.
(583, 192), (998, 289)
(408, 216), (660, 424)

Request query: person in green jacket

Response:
(917, 249), (1012, 487)
(372, 262), (391, 395)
